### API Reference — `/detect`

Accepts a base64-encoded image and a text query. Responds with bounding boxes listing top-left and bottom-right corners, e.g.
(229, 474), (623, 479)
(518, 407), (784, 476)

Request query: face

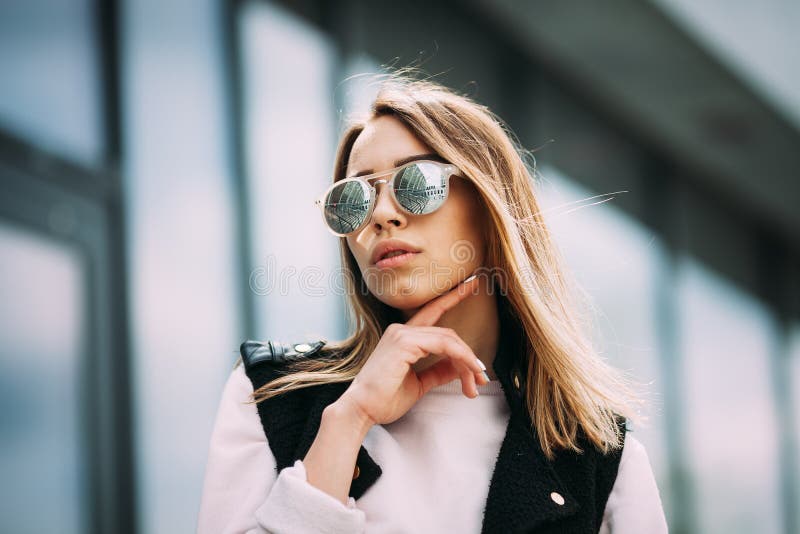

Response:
(344, 114), (487, 315)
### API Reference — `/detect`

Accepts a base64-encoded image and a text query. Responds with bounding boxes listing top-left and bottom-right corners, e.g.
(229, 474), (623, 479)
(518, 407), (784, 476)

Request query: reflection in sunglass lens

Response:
(322, 180), (371, 234)
(394, 162), (448, 215)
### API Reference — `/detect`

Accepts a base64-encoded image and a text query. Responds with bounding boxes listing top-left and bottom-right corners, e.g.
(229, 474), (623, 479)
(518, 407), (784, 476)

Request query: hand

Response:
(338, 274), (489, 428)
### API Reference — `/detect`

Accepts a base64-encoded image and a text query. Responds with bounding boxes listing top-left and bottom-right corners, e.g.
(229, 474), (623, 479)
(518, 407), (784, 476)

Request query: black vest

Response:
(239, 317), (627, 534)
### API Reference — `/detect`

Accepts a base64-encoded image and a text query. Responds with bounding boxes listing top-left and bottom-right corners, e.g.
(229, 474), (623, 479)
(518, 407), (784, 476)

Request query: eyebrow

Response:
(348, 153), (448, 178)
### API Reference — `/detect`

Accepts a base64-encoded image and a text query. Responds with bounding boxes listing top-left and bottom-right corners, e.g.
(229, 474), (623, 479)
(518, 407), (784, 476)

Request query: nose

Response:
(370, 180), (407, 232)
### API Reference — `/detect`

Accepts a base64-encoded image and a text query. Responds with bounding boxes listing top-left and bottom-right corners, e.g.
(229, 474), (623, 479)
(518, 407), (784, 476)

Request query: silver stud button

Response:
(550, 491), (565, 505)
(294, 343), (312, 353)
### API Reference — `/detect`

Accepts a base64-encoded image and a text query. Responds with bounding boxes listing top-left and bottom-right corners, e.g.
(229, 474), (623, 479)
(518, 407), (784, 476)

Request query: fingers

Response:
(401, 325), (489, 390)
(402, 331), (486, 398)
(406, 273), (481, 327)
(403, 330), (486, 376)
(407, 326), (488, 381)
(417, 358), (460, 395)
(417, 358), (481, 398)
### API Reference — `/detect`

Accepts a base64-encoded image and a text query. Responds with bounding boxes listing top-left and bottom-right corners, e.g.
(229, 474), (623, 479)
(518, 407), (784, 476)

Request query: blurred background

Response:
(0, 0), (798, 533)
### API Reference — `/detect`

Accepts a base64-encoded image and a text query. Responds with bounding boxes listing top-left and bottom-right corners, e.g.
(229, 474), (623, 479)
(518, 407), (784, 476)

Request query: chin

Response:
(370, 285), (439, 311)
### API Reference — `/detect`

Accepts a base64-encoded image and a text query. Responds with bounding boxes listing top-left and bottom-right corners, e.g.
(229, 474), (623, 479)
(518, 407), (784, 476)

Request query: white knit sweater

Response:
(197, 365), (668, 533)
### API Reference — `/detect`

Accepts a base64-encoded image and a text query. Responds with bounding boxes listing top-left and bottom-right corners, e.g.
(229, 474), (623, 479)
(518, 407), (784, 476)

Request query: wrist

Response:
(325, 394), (375, 437)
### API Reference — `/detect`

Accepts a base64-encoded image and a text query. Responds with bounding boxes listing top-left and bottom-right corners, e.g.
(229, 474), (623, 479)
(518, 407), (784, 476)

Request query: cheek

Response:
(439, 193), (486, 263)
(422, 212), (485, 272)
(345, 239), (366, 267)
(451, 222), (485, 267)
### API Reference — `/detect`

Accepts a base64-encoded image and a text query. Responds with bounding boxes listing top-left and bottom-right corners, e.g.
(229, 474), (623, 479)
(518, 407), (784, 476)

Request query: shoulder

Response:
(618, 433), (655, 481)
(207, 362), (268, 449)
(226, 361), (255, 399)
(602, 432), (668, 532)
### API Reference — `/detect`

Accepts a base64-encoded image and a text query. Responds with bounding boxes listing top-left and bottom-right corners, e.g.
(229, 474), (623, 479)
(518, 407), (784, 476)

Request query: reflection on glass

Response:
(394, 163), (447, 215)
(324, 181), (371, 235)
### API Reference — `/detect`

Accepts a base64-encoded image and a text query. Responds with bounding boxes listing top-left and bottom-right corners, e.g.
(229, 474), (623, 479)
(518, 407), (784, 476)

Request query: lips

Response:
(370, 239), (421, 265)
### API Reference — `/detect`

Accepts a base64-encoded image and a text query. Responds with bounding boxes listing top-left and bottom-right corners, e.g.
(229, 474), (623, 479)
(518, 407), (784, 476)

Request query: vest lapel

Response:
(480, 306), (581, 533)
(480, 405), (581, 532)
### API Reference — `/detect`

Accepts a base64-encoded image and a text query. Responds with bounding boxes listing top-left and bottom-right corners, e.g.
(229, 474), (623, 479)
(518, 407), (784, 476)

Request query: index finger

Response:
(406, 273), (481, 327)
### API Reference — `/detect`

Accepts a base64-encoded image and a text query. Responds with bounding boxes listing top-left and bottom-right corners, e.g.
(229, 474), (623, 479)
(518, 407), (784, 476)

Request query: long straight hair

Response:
(245, 69), (646, 460)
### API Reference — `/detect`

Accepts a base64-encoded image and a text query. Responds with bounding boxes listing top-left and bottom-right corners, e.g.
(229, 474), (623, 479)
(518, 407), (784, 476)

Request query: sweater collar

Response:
(427, 378), (504, 395)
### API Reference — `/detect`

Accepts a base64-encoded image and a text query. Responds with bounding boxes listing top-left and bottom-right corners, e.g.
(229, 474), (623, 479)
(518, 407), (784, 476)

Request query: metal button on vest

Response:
(352, 465), (360, 480)
(512, 371), (521, 390)
(294, 343), (312, 353)
(550, 491), (565, 505)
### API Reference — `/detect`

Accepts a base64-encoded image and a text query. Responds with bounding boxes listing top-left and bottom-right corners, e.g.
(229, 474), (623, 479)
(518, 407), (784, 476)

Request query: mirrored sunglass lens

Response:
(322, 180), (371, 234)
(393, 162), (448, 215)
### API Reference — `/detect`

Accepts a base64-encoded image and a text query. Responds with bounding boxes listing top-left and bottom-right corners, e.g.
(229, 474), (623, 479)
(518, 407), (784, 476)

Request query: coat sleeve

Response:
(598, 433), (669, 533)
(196, 364), (367, 534)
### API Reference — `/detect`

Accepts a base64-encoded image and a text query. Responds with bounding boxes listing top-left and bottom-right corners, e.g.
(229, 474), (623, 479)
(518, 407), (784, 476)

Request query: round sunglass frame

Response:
(314, 159), (463, 237)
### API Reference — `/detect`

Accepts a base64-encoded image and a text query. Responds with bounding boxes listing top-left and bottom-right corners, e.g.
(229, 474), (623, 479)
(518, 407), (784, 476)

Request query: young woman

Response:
(198, 71), (668, 533)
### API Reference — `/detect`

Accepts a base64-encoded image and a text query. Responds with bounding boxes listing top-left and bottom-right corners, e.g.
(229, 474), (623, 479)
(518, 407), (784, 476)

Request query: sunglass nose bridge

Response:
(371, 178), (391, 199)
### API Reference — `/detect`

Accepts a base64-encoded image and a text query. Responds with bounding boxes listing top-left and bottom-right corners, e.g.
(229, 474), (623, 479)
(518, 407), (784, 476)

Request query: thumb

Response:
(417, 359), (460, 396)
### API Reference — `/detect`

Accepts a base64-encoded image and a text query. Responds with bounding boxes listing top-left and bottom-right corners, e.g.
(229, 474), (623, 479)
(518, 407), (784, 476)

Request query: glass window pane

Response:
(122, 0), (241, 531)
(0, 0), (102, 164)
(0, 223), (87, 534)
(240, 0), (341, 341)
(679, 257), (782, 534)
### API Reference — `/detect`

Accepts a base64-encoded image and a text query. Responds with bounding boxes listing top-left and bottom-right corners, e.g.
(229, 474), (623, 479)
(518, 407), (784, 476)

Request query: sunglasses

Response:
(314, 159), (463, 236)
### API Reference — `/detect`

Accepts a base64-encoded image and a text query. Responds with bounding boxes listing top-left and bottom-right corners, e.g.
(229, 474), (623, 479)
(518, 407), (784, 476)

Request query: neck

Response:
(403, 281), (500, 380)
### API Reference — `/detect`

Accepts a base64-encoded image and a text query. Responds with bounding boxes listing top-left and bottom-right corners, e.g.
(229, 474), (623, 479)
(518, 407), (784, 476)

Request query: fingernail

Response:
(463, 273), (477, 283)
(476, 358), (487, 371)
(482, 370), (491, 382)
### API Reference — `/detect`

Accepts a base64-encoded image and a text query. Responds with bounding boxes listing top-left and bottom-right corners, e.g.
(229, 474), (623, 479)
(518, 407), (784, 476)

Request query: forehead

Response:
(347, 115), (432, 174)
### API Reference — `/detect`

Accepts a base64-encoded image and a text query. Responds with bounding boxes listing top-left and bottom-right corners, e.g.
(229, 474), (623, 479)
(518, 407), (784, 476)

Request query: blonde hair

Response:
(246, 67), (646, 459)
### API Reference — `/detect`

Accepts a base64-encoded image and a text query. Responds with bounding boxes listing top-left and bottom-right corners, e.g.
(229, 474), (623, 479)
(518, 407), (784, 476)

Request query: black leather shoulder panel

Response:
(239, 338), (326, 372)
